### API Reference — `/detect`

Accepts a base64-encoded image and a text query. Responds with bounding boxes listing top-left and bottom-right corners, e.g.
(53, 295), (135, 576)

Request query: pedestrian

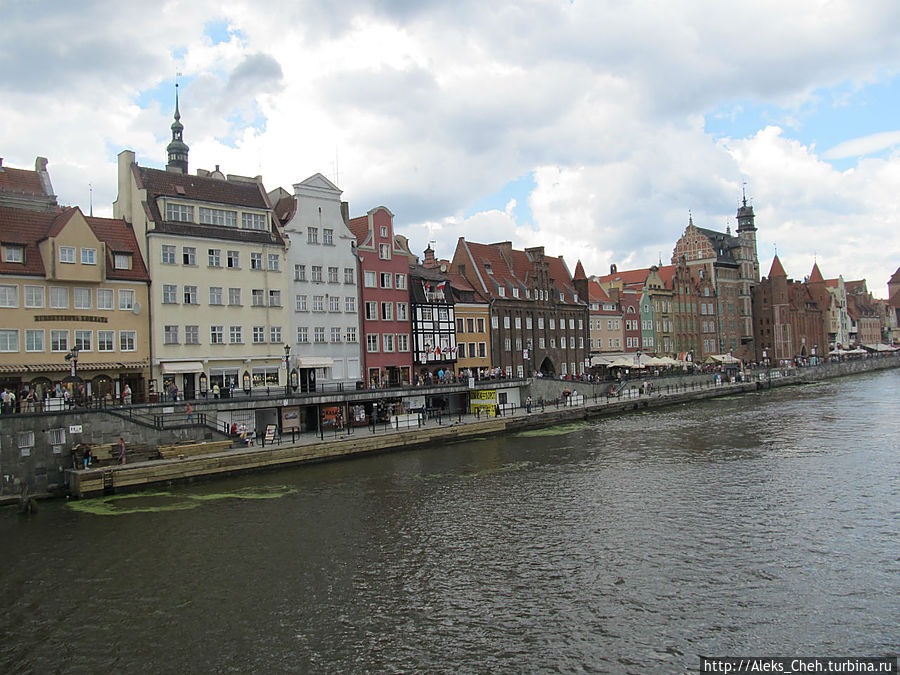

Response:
(186, 402), (194, 424)
(122, 383), (132, 405)
(526, 395), (533, 413)
(118, 437), (126, 464)
(212, 383), (220, 399)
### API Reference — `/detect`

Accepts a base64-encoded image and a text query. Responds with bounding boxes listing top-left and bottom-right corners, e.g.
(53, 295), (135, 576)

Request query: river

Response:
(1, 370), (898, 673)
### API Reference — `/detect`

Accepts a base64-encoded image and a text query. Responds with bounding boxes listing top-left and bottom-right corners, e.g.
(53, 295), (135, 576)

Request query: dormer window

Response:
(512, 287), (519, 298)
(498, 286), (505, 297)
(484, 263), (493, 275)
(3, 245), (24, 263)
(166, 203), (193, 222)
(114, 253), (132, 270)
(81, 248), (97, 265)
(59, 246), (76, 263)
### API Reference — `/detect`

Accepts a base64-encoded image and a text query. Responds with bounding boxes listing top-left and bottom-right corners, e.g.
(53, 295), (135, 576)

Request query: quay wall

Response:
(2, 354), (897, 501)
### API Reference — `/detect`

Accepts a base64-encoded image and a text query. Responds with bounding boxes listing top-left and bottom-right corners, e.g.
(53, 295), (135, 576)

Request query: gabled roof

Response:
(0, 165), (46, 196)
(696, 226), (741, 264)
(135, 164), (269, 214)
(889, 266), (900, 285)
(0, 206), (148, 281)
(808, 262), (825, 284)
(573, 260), (587, 281)
(593, 266), (651, 288)
(0, 158), (57, 211)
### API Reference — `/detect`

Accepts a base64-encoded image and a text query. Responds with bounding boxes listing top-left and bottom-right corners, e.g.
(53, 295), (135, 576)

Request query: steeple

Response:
(768, 255), (786, 278)
(166, 84), (189, 174)
(736, 187), (755, 232)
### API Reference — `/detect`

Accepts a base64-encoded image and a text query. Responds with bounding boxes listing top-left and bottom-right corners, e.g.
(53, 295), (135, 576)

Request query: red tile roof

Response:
(768, 255), (787, 278)
(0, 165), (46, 196)
(573, 259), (587, 280)
(808, 262), (825, 284)
(0, 206), (148, 281)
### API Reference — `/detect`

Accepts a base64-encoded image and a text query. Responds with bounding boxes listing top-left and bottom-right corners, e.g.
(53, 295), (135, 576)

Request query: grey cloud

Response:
(225, 53), (283, 96)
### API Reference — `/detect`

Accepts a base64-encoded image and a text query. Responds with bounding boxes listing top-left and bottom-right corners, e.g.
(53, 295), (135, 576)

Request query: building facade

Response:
(280, 174), (362, 391)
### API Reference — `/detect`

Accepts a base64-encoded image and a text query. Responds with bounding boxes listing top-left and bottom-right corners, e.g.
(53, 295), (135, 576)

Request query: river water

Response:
(1, 370), (898, 673)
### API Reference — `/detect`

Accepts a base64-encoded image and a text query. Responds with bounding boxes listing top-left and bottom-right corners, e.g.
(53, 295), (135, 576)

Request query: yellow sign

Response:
(469, 390), (497, 402)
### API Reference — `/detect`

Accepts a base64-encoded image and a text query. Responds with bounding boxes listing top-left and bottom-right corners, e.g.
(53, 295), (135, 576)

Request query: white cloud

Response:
(2, 0), (900, 294)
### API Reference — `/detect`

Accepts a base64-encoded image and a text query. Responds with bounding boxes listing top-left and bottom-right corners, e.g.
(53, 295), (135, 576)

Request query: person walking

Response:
(526, 395), (533, 413)
(122, 383), (132, 405)
(186, 402), (194, 424)
(118, 437), (126, 465)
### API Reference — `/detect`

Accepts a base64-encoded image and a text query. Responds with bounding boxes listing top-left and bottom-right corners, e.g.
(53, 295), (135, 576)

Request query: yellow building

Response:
(0, 196), (151, 404)
(447, 273), (492, 376)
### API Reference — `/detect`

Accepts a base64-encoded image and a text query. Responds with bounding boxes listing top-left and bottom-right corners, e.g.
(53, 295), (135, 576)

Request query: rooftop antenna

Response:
(333, 145), (341, 186)
(774, 242), (778, 256)
(89, 183), (93, 216)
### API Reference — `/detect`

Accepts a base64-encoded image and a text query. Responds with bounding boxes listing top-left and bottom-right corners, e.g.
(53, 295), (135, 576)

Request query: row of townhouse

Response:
(0, 102), (592, 402)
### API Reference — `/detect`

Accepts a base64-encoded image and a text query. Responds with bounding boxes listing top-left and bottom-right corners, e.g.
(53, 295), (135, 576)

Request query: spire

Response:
(166, 83), (189, 174)
(573, 259), (587, 281)
(808, 261), (825, 284)
(736, 187), (755, 232)
(768, 255), (786, 278)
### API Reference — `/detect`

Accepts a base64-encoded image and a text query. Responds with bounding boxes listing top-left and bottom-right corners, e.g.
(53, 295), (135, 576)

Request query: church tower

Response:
(736, 188), (759, 282)
(166, 84), (189, 174)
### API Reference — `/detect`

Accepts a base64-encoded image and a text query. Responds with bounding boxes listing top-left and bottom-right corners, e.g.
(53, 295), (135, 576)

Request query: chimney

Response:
(341, 201), (350, 226)
(610, 263), (617, 274)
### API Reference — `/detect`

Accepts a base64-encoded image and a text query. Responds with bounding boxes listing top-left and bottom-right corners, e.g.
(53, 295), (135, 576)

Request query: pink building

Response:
(348, 207), (413, 387)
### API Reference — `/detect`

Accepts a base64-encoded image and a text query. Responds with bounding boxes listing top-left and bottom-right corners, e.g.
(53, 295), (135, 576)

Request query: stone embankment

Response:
(59, 355), (897, 499)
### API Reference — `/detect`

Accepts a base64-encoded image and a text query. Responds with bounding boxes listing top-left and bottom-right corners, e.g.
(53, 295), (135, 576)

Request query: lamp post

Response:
(65, 345), (80, 378)
(283, 343), (291, 397)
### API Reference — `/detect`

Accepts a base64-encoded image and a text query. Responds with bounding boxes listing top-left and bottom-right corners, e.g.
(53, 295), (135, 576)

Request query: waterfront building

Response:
(671, 197), (760, 360)
(593, 265), (648, 354)
(451, 239), (589, 378)
(113, 96), (289, 399)
(642, 265), (675, 355)
(806, 263), (851, 350)
(277, 174), (362, 391)
(408, 262), (457, 383)
(0, 190), (151, 402)
(845, 280), (882, 346)
(752, 256), (826, 364)
(348, 207), (413, 387)
(888, 267), (900, 344)
(575, 272), (622, 356)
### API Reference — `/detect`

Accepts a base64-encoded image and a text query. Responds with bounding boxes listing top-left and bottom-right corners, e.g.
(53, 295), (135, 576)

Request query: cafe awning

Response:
(161, 361), (204, 374)
(295, 357), (334, 368)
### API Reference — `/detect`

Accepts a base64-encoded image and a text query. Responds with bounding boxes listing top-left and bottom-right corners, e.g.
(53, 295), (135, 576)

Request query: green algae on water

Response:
(68, 485), (298, 516)
(515, 422), (591, 437)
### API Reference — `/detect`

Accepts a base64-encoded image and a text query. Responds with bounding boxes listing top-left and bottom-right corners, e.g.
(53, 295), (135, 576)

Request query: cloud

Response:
(822, 130), (900, 159)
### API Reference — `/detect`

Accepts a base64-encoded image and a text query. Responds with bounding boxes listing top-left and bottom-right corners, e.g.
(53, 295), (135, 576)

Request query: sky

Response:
(2, 0), (900, 295)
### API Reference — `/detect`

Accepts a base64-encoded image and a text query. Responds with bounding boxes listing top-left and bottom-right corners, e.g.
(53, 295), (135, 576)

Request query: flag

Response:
(423, 281), (430, 292)
(436, 281), (447, 291)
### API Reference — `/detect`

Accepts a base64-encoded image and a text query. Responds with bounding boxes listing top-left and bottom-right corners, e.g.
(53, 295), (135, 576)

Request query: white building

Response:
(279, 174), (362, 391)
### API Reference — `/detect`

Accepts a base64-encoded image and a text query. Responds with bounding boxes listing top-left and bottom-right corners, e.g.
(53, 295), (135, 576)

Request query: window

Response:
(478, 342), (487, 358)
(363, 271), (377, 288)
(183, 285), (198, 304)
(393, 274), (407, 290)
(23, 286), (44, 308)
(0, 329), (19, 352)
(97, 330), (114, 351)
(4, 245), (23, 263)
(166, 203), (193, 222)
(185, 325), (199, 345)
(383, 334), (394, 352)
(549, 319), (556, 329)
(397, 334), (410, 352)
(365, 302), (378, 320)
(345, 297), (356, 313)
(381, 302), (393, 321)
(538, 317), (544, 329)
(297, 327), (309, 343)
(295, 264), (306, 281)
(296, 295), (308, 311)
(251, 252), (263, 270)
(307, 227), (319, 244)
(379, 243), (390, 260)
(457, 318), (464, 333)
(229, 326), (243, 344)
(539, 337), (545, 349)
(208, 249), (221, 267)
(73, 288), (92, 310)
(366, 334), (379, 352)
(311, 266), (323, 282)
(569, 319), (575, 329)
(345, 327), (357, 343)
(344, 268), (355, 284)
(164, 325), (179, 344)
(81, 248), (96, 265)
(182, 247), (196, 265)
(114, 253), (131, 270)
(242, 212), (266, 230)
(379, 272), (392, 289)
(477, 318), (486, 333)
(25, 329), (44, 352)
(515, 316), (521, 329)
(200, 207), (236, 227)
(120, 331), (136, 351)
(210, 326), (224, 345)
(50, 330), (68, 351)
(268, 254), (280, 272)
(161, 245), (176, 264)
(503, 316), (510, 329)
(329, 296), (341, 312)
(314, 327), (325, 343)
(421, 307), (432, 321)
(252, 326), (266, 344)
(380, 225), (388, 237)
(312, 296), (324, 312)
(327, 266), (339, 283)
(504, 338), (511, 351)
(512, 287), (519, 298)
(269, 290), (281, 306)
(270, 327), (282, 344)
(59, 246), (75, 263)
(118, 289), (134, 310)
(526, 316), (532, 329)
(516, 337), (522, 350)
(18, 430), (35, 453)
(491, 316), (498, 329)
(397, 303), (408, 321)
(209, 287), (223, 305)
(550, 338), (556, 349)
(498, 287), (505, 297)
(438, 307), (449, 321)
(227, 250), (240, 268)
(161, 284), (177, 304)
(97, 288), (113, 310)
(252, 289), (265, 306)
(331, 327), (342, 343)
(468, 342), (476, 358)
(457, 343), (466, 358)
(323, 229), (334, 245)
(228, 288), (242, 306)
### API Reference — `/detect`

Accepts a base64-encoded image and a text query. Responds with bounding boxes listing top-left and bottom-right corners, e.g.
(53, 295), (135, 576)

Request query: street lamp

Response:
(65, 345), (80, 378)
(283, 343), (291, 396)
